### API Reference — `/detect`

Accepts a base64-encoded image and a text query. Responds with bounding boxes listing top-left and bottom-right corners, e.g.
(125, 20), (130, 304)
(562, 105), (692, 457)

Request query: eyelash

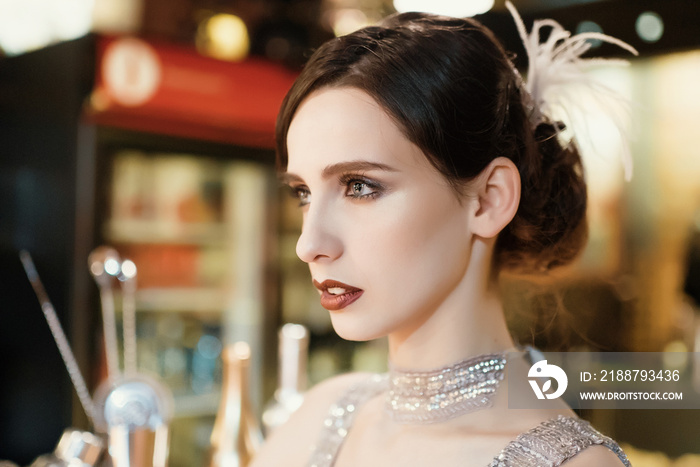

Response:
(289, 185), (310, 207)
(339, 174), (382, 201)
(287, 174), (384, 207)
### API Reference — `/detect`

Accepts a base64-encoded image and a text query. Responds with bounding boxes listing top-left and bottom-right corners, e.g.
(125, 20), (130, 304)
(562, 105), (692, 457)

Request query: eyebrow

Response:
(280, 160), (397, 184)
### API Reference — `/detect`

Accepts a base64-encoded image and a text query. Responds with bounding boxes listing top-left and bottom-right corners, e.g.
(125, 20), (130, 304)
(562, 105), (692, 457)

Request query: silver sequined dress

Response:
(306, 374), (630, 467)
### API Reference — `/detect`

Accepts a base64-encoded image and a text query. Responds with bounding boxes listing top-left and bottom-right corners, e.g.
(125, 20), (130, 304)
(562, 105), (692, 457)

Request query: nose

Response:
(295, 201), (343, 264)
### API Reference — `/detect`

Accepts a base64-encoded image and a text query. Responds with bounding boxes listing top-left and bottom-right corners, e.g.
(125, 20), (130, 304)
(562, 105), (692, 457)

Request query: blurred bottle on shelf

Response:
(191, 332), (222, 395)
(206, 342), (262, 467)
(262, 323), (309, 435)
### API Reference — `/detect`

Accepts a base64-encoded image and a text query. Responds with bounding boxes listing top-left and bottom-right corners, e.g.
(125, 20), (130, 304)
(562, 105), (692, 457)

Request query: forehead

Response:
(286, 87), (423, 175)
(289, 87), (388, 137)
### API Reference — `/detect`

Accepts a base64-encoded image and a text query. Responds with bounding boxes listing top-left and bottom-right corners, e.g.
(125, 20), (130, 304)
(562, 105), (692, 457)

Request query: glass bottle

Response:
(207, 341), (262, 467)
(262, 324), (309, 435)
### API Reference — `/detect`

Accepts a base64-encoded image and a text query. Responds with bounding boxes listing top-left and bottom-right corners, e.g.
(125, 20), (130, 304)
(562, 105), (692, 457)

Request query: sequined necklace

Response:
(385, 353), (506, 424)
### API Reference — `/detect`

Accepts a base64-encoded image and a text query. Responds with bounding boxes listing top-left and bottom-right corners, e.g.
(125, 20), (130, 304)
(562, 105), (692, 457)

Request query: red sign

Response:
(87, 36), (298, 149)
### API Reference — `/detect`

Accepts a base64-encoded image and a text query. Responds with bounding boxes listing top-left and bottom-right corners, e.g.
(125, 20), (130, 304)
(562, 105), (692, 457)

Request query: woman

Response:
(253, 6), (632, 467)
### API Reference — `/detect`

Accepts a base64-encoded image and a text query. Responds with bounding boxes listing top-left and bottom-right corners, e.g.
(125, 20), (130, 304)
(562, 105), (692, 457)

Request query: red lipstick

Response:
(313, 279), (363, 311)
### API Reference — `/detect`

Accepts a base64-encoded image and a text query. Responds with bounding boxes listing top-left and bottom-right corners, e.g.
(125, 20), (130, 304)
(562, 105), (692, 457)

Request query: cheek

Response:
(348, 191), (470, 284)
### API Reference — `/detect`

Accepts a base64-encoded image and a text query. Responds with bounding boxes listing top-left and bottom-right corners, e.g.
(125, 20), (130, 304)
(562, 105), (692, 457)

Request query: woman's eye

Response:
(351, 182), (366, 195)
(289, 186), (310, 206)
(344, 179), (379, 199)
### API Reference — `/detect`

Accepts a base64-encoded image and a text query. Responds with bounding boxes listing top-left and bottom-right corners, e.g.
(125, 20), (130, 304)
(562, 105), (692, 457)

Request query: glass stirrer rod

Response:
(19, 250), (97, 425)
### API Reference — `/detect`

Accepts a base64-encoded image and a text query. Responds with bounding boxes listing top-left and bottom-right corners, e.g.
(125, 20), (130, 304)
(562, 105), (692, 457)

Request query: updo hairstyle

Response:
(276, 12), (588, 275)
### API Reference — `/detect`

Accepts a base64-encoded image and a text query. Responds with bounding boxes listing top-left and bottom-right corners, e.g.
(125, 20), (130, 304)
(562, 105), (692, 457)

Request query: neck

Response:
(387, 239), (514, 370)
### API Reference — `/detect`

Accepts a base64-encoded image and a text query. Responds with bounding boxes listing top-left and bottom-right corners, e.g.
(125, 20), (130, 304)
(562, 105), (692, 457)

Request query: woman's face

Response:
(284, 87), (475, 342)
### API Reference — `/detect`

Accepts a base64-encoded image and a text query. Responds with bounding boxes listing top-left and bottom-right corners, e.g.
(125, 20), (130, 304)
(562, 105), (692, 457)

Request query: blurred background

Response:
(1, 0), (699, 465)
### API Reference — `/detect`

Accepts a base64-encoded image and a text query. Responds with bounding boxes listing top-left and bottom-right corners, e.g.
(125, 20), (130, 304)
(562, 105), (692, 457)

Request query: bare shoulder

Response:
(563, 444), (628, 467)
(250, 372), (372, 467)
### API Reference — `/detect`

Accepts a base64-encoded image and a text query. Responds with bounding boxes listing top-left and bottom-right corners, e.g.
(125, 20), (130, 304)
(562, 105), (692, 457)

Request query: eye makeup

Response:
(286, 183), (310, 207)
(338, 173), (384, 201)
(281, 162), (392, 208)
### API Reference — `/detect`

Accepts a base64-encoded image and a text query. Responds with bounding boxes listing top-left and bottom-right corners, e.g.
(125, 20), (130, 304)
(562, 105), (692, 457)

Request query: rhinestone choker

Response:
(385, 353), (506, 424)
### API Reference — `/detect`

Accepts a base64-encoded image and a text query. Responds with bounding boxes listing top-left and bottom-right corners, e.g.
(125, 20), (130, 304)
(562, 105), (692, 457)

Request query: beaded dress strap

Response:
(307, 374), (388, 467)
(489, 415), (631, 467)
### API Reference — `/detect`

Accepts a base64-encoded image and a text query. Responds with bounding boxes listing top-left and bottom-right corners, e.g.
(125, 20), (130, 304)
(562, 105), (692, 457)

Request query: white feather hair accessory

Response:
(505, 1), (638, 181)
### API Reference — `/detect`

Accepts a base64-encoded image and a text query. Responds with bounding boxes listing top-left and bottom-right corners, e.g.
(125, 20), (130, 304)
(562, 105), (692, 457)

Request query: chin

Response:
(329, 314), (386, 342)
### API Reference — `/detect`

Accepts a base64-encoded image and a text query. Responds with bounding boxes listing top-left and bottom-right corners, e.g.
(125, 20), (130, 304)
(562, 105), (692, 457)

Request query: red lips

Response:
(312, 279), (364, 311)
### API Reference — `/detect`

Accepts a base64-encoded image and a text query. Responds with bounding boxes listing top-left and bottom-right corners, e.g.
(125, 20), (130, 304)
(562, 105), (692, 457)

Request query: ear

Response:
(469, 157), (521, 239)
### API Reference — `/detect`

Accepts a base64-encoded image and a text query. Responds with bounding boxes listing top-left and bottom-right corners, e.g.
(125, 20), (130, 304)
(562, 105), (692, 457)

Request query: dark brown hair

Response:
(275, 12), (587, 275)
